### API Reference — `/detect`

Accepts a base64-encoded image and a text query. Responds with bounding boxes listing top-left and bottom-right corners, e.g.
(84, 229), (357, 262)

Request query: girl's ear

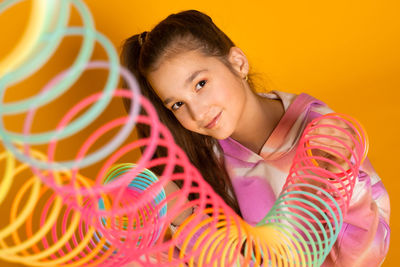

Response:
(227, 47), (249, 79)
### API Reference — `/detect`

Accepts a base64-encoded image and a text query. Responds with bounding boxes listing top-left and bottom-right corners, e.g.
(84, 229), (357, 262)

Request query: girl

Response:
(120, 10), (390, 266)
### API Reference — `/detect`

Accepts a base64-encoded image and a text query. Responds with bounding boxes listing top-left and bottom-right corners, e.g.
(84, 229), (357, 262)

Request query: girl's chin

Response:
(209, 130), (233, 140)
(196, 126), (233, 139)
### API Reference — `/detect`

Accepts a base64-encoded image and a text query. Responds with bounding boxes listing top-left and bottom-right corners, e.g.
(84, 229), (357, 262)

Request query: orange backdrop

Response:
(0, 0), (398, 266)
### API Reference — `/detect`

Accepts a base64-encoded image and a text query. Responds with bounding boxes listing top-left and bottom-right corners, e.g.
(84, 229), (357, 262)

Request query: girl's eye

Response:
(195, 80), (207, 91)
(171, 101), (184, 111)
(170, 80), (206, 111)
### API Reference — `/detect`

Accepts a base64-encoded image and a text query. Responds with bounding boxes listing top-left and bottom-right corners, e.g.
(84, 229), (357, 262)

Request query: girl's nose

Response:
(187, 102), (207, 122)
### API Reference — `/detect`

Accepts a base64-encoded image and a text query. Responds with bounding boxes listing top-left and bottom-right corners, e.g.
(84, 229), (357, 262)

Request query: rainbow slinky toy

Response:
(0, 0), (368, 266)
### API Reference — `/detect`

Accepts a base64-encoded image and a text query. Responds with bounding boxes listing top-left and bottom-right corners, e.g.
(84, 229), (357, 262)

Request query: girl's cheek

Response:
(176, 113), (193, 129)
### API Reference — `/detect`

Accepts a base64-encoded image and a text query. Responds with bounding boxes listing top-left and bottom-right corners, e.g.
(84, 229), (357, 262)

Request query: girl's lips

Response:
(205, 111), (222, 129)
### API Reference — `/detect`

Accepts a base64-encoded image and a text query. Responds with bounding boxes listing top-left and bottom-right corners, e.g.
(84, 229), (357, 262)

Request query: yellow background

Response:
(0, 0), (399, 266)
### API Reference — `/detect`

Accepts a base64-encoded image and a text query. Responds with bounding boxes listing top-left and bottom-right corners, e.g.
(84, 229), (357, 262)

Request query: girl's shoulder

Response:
(258, 90), (334, 115)
(257, 90), (297, 111)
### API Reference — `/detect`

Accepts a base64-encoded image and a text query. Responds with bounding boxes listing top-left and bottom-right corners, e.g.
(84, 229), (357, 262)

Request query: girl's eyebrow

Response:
(163, 97), (174, 105)
(163, 68), (208, 105)
(184, 68), (208, 86)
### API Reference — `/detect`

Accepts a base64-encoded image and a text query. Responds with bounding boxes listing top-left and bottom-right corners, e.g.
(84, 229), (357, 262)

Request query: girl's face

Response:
(147, 48), (249, 140)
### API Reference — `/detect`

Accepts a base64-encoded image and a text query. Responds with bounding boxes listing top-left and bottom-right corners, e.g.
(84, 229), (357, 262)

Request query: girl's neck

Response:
(230, 90), (284, 154)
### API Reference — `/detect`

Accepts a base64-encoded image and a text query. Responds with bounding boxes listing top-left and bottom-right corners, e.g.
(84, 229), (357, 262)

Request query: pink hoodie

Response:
(218, 91), (390, 266)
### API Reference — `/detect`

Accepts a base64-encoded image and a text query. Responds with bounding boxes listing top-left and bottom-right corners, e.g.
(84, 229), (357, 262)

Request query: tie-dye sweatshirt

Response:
(218, 91), (390, 266)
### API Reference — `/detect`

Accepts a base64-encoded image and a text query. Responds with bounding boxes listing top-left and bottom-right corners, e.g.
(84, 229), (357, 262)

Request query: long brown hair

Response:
(120, 10), (250, 216)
